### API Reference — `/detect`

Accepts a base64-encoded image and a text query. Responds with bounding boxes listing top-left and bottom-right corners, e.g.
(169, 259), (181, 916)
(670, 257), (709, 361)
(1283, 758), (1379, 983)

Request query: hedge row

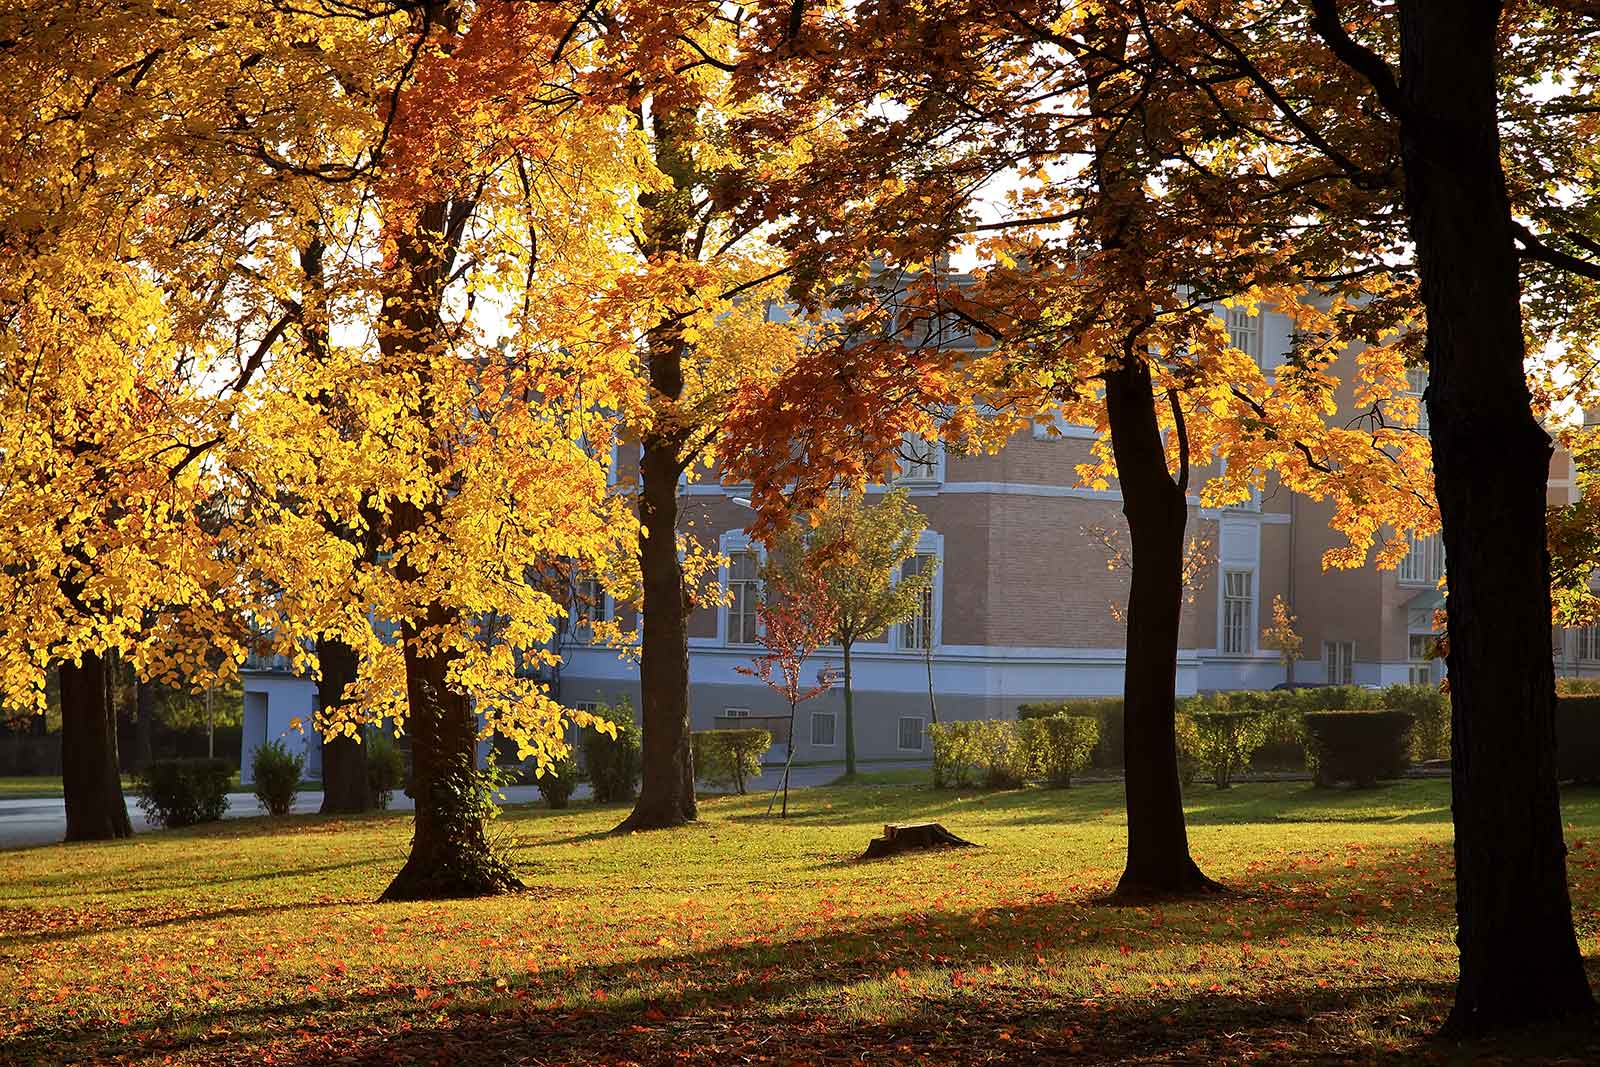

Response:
(1019, 683), (1450, 772)
(930, 716), (1099, 789)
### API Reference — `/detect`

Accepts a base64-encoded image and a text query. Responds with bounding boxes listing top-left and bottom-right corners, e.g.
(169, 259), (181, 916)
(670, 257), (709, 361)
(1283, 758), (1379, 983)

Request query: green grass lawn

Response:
(3, 775), (1599, 1065)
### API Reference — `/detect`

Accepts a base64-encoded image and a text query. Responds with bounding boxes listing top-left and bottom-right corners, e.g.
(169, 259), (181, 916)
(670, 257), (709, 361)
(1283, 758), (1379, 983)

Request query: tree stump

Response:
(860, 822), (978, 860)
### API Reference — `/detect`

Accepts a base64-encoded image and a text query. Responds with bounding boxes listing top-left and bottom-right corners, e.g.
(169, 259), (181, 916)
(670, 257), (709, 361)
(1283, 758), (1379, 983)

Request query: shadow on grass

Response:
(5, 837), (1489, 1067)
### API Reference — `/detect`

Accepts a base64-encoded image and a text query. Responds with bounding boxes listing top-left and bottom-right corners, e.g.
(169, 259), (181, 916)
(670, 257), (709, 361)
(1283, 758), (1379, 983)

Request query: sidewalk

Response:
(0, 760), (928, 849)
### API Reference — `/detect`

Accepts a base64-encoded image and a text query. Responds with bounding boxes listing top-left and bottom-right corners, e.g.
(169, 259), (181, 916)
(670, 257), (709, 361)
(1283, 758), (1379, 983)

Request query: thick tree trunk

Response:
(380, 578), (521, 901)
(842, 640), (857, 776)
(132, 678), (155, 772)
(616, 101), (700, 834)
(1083, 14), (1219, 901)
(616, 433), (698, 831)
(1105, 359), (1219, 900)
(1391, 0), (1592, 1030)
(317, 637), (371, 815)
(60, 652), (132, 842)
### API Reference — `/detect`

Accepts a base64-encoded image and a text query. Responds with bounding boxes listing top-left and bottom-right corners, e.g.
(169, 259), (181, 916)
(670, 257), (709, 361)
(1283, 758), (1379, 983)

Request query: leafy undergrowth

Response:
(4, 778), (1600, 1065)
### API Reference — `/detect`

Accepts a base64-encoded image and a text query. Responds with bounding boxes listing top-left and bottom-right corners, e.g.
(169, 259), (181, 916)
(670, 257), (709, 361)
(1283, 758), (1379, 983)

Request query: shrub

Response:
(1557, 695), (1600, 783)
(366, 732), (406, 810)
(1380, 684), (1450, 761)
(537, 755), (579, 809)
(250, 740), (303, 816)
(135, 758), (232, 828)
(1020, 699), (1124, 768)
(970, 720), (1031, 788)
(584, 699), (642, 804)
(1557, 676), (1600, 697)
(1017, 715), (1099, 787)
(693, 729), (772, 794)
(929, 721), (981, 788)
(1183, 709), (1269, 789)
(1174, 712), (1202, 788)
(1302, 710), (1415, 787)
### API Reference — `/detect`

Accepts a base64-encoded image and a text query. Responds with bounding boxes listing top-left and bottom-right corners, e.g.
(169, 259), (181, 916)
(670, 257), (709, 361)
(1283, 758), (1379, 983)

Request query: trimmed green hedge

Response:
(1018, 699), (1123, 768)
(1302, 710), (1414, 786)
(135, 757), (232, 828)
(584, 699), (642, 804)
(1185, 710), (1268, 789)
(1557, 695), (1600, 783)
(250, 740), (302, 816)
(931, 716), (1098, 789)
(693, 729), (772, 794)
(537, 755), (579, 809)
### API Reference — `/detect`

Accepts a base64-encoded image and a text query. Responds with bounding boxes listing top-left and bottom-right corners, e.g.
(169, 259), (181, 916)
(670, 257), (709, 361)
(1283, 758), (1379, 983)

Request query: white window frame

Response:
(1405, 366), (1429, 434)
(1221, 569), (1255, 655)
(1408, 633), (1437, 686)
(897, 716), (926, 752)
(569, 571), (611, 638)
(1396, 531), (1443, 586)
(811, 711), (837, 748)
(717, 532), (766, 647)
(1224, 306), (1263, 363)
(1325, 640), (1356, 685)
(894, 432), (943, 484)
(1579, 626), (1600, 663)
(895, 531), (944, 653)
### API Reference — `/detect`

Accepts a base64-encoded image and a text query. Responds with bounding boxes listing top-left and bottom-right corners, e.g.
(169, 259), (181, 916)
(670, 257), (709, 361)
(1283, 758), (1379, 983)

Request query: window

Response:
(1579, 627), (1600, 663)
(572, 701), (599, 714)
(722, 706), (750, 719)
(727, 551), (761, 645)
(896, 434), (940, 482)
(1396, 531), (1444, 586)
(1225, 306), (1262, 363)
(1325, 640), (1356, 685)
(899, 553), (937, 650)
(1408, 634), (1437, 686)
(1221, 570), (1253, 654)
(898, 716), (926, 752)
(570, 572), (609, 633)
(811, 711), (837, 747)
(1405, 366), (1429, 433)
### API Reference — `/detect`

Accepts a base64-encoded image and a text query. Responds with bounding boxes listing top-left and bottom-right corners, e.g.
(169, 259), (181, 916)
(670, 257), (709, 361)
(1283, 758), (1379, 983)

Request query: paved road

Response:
(0, 760), (922, 849)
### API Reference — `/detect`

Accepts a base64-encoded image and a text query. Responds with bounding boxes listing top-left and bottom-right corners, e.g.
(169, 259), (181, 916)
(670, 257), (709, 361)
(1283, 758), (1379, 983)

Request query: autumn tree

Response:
(1259, 595), (1305, 684)
(722, 0), (1434, 898)
(736, 574), (835, 816)
(764, 488), (935, 778)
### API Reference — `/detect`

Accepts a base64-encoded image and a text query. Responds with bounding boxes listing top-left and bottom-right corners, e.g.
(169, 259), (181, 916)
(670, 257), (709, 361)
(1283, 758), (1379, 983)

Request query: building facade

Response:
(243, 302), (1581, 773)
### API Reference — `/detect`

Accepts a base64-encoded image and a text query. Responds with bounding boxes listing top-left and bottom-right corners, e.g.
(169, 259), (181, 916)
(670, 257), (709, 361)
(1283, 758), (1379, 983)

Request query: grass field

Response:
(3, 774), (1600, 1065)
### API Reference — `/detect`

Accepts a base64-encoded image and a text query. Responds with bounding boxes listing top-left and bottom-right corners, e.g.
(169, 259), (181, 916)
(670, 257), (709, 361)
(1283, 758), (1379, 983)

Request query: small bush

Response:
(1174, 712), (1202, 788)
(1557, 696), (1600, 783)
(135, 758), (232, 828)
(1380, 684), (1449, 761)
(1183, 708), (1269, 789)
(693, 729), (772, 794)
(930, 721), (981, 788)
(1557, 676), (1600, 697)
(584, 699), (642, 804)
(1020, 699), (1123, 768)
(1302, 710), (1415, 786)
(970, 720), (1030, 788)
(1017, 715), (1099, 787)
(366, 732), (406, 810)
(537, 755), (579, 809)
(250, 740), (303, 816)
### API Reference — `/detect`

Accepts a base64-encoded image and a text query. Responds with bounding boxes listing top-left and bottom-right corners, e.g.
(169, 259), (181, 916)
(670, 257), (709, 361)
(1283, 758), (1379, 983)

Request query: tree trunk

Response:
(842, 640), (857, 776)
(1084, 14), (1219, 901)
(60, 652), (132, 841)
(616, 101), (700, 834)
(133, 678), (155, 772)
(317, 637), (371, 815)
(379, 579), (521, 901)
(616, 432), (698, 831)
(1391, 0), (1592, 1030)
(1105, 358), (1219, 900)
